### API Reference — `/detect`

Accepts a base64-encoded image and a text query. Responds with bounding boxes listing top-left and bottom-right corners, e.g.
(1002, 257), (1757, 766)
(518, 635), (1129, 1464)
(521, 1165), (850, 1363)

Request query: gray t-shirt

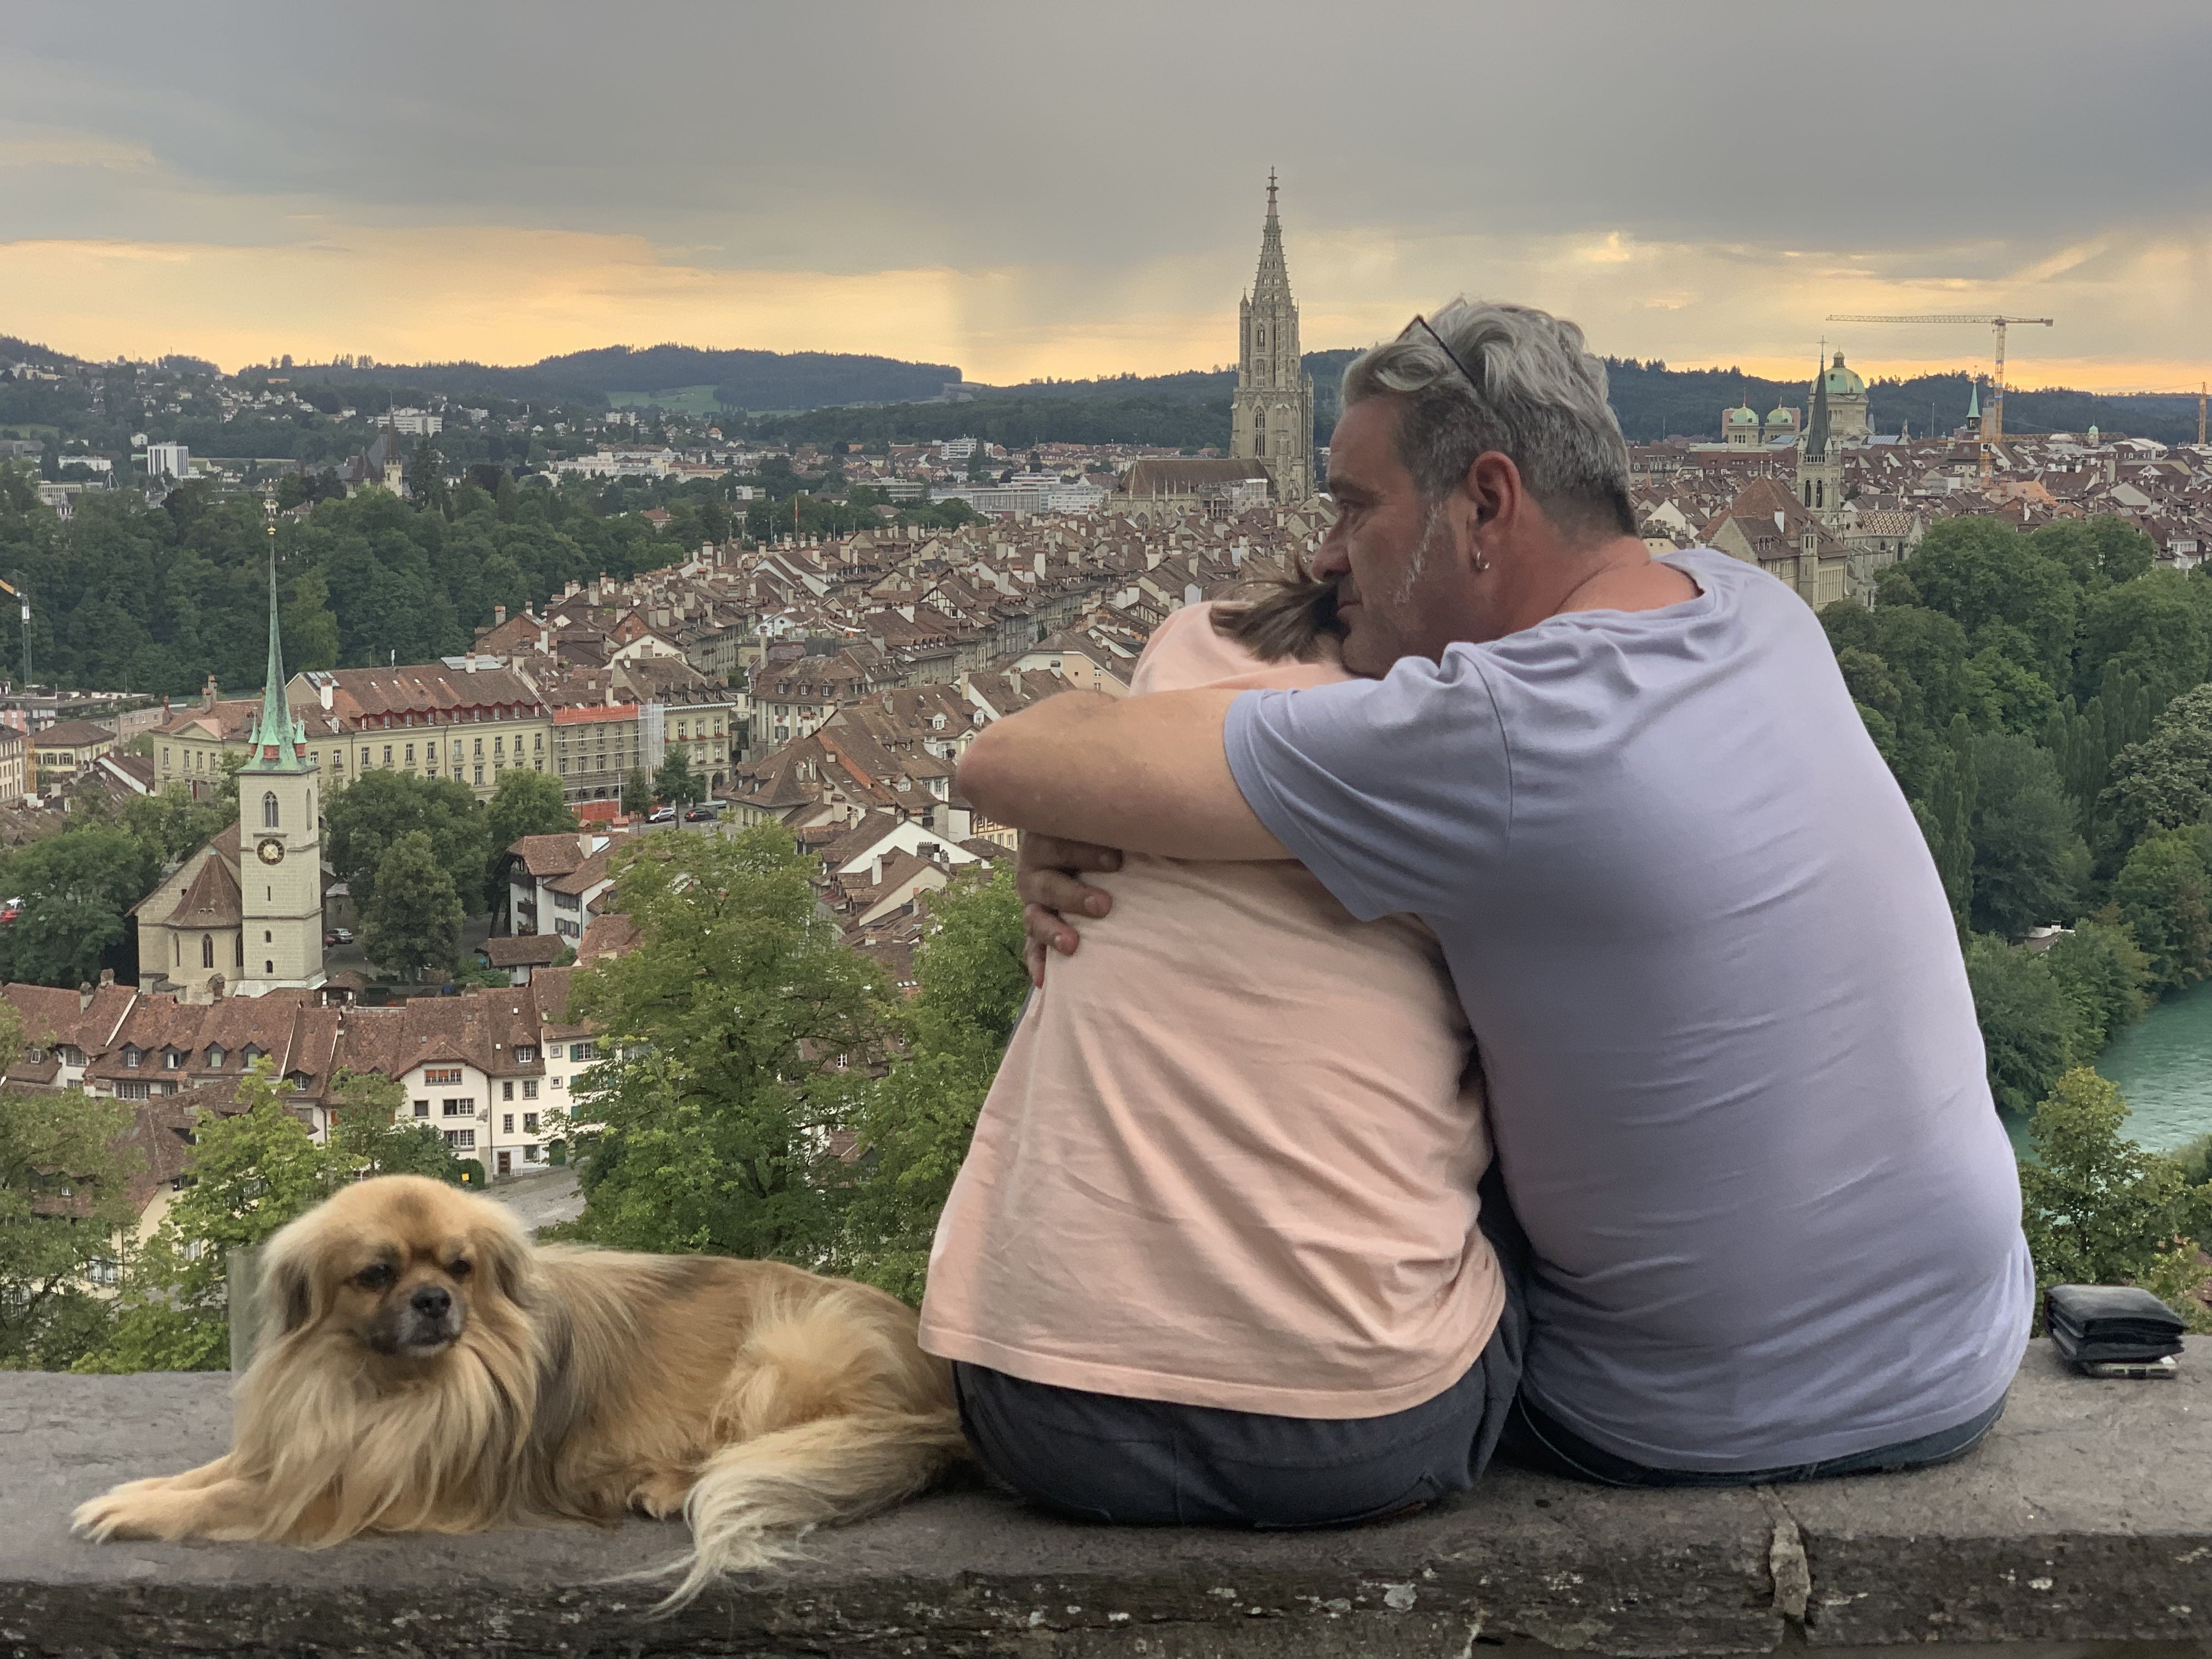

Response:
(1223, 546), (2031, 1471)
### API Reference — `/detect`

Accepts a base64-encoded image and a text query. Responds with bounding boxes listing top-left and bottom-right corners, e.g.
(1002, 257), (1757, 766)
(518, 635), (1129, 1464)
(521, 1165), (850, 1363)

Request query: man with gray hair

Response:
(956, 297), (2031, 1505)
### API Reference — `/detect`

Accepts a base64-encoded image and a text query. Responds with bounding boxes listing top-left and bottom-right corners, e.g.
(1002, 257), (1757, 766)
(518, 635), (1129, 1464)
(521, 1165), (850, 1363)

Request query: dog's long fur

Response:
(72, 1176), (968, 1604)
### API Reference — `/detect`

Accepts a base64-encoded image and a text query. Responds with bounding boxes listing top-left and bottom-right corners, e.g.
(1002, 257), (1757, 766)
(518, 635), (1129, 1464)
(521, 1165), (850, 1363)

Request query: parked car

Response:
(324, 927), (353, 946)
(646, 806), (678, 823)
(685, 808), (716, 822)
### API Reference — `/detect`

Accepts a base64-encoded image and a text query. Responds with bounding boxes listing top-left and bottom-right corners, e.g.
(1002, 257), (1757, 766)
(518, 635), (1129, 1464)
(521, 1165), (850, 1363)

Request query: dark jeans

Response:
(1498, 1390), (2007, 1488)
(953, 1294), (1523, 1528)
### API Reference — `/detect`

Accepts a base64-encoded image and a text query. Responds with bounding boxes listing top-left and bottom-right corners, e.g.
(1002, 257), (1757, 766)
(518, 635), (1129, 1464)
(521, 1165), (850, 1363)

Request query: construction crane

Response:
(1824, 314), (2055, 450)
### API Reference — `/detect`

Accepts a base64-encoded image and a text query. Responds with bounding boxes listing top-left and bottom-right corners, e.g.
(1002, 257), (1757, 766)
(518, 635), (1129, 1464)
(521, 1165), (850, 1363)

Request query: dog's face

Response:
(264, 1175), (533, 1362)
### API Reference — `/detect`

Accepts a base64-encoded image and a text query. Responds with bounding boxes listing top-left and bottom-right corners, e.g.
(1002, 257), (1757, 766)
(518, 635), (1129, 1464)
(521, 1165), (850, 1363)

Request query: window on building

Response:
(122, 1047), (140, 1069)
(569, 1042), (591, 1061)
(163, 1049), (182, 1070)
(502, 1080), (514, 1102)
(522, 1080), (538, 1100)
(201, 934), (215, 968)
(442, 1098), (473, 1117)
(551, 1075), (565, 1091)
(262, 791), (279, 828)
(424, 1066), (462, 1085)
(524, 1144), (540, 1162)
(502, 1113), (514, 1134)
(522, 1112), (539, 1135)
(474, 764), (484, 784)
(405, 744), (415, 764)
(265, 960), (274, 975)
(515, 1046), (537, 1063)
(443, 1128), (476, 1151)
(413, 1099), (430, 1118)
(235, 935), (244, 966)
(206, 1045), (224, 1068)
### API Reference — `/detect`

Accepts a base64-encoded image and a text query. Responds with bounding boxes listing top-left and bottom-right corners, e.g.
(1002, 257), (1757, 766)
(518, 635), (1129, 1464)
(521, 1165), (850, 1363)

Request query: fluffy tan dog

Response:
(72, 1175), (968, 1603)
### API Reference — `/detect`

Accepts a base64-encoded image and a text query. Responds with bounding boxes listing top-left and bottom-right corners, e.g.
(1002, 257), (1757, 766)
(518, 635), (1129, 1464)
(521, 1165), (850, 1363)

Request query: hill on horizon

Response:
(11, 330), (2204, 446)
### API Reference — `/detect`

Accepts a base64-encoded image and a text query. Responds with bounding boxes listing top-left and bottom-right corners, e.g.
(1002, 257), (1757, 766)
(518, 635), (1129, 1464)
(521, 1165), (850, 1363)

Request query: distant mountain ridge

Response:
(8, 331), (2203, 445)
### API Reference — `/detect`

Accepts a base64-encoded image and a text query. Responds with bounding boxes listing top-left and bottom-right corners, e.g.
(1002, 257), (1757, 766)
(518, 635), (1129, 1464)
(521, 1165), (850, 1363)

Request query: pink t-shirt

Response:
(919, 603), (1503, 1418)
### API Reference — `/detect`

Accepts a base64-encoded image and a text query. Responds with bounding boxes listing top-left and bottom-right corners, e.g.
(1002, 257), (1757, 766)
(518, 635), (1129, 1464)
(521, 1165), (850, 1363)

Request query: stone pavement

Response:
(3, 1342), (2208, 1657)
(486, 1164), (584, 1233)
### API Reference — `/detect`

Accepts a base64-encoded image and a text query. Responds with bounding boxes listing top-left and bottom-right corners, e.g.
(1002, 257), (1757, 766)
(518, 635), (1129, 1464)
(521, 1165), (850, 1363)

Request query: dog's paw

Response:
(72, 1478), (182, 1542)
(627, 1469), (696, 1521)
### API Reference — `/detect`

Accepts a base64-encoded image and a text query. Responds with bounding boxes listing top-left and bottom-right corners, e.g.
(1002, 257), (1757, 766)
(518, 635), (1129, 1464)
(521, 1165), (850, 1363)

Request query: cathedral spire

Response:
(1254, 170), (1291, 298)
(1804, 349), (1832, 462)
(244, 539), (308, 773)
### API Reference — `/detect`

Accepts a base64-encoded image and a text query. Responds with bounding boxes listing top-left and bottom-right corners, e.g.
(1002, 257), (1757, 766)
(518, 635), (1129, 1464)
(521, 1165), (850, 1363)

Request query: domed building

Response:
(1723, 400), (1763, 448)
(1814, 350), (1870, 445)
(1763, 401), (1801, 443)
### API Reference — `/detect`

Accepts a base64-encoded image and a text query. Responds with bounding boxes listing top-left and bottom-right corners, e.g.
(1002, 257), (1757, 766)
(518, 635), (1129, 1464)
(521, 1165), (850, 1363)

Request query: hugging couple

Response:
(918, 299), (2032, 1521)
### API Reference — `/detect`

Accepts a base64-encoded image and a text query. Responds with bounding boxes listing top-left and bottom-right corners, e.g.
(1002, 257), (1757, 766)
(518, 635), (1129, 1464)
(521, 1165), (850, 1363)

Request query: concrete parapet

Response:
(3, 1342), (2208, 1657)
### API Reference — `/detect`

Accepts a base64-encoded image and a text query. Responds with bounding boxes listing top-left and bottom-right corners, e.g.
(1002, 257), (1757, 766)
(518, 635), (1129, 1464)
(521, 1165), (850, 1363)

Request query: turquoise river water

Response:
(2002, 975), (2212, 1155)
(2090, 977), (2212, 1152)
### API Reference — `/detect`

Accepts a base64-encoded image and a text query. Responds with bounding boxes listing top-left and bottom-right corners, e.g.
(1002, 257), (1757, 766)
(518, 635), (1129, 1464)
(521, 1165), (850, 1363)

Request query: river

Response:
(2001, 978), (2212, 1156)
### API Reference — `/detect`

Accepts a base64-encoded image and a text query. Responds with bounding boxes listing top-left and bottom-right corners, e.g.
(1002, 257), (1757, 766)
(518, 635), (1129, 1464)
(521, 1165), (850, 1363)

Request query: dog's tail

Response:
(652, 1290), (970, 1611)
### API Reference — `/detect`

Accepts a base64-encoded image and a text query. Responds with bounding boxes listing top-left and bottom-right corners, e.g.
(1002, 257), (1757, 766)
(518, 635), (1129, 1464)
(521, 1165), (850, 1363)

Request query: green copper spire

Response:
(243, 539), (308, 773)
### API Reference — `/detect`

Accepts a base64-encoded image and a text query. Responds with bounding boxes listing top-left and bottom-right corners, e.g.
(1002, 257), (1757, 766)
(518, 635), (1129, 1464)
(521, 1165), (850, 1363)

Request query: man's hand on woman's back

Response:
(1017, 833), (1122, 985)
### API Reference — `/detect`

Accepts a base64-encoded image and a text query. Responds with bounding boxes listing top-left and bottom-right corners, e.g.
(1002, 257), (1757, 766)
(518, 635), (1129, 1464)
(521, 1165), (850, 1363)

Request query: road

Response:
(486, 1165), (585, 1234)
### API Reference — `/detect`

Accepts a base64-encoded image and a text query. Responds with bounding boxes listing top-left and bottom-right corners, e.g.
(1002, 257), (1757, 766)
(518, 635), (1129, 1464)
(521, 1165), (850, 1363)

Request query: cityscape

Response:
(4, 3), (2211, 1649)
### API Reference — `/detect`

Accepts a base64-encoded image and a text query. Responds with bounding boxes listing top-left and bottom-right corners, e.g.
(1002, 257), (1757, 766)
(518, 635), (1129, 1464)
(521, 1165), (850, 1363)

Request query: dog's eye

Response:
(356, 1263), (394, 1290)
(448, 1259), (472, 1279)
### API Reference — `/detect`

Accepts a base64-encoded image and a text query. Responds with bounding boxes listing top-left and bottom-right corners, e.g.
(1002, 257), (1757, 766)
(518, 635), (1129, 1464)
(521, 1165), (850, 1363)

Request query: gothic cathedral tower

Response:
(1231, 172), (1316, 504)
(235, 550), (325, 996)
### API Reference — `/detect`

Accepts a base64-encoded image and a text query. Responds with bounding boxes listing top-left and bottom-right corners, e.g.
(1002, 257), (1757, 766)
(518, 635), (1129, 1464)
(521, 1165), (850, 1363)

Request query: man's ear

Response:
(1464, 450), (1523, 532)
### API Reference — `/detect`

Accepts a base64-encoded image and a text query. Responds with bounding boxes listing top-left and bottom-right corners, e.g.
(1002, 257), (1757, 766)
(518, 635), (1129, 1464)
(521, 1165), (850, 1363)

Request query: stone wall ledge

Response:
(4, 1341), (2209, 1658)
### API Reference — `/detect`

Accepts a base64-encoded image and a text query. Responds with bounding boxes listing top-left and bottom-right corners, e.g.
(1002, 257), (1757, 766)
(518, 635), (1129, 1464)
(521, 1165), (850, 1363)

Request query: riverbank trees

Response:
(1820, 516), (2212, 1117)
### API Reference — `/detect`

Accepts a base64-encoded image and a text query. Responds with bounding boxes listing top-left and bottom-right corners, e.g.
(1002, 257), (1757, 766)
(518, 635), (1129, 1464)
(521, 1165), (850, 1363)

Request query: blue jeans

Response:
(1500, 1391), (2007, 1488)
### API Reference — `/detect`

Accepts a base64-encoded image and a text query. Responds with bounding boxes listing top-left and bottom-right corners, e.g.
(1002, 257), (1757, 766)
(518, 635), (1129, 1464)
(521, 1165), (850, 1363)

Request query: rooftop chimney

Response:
(202, 675), (218, 712)
(494, 603), (507, 627)
(77, 981), (93, 1012)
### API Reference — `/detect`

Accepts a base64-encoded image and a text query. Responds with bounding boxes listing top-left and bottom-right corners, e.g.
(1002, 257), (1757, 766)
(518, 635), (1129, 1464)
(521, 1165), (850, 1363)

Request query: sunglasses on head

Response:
(1400, 314), (1484, 396)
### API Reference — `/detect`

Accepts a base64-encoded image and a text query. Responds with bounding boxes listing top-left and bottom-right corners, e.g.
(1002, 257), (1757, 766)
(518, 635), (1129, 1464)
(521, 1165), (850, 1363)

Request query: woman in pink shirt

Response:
(919, 582), (1518, 1526)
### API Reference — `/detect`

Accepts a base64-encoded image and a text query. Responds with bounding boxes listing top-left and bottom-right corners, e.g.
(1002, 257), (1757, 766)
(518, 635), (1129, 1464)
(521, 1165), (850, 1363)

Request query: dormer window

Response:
(163, 1049), (182, 1070)
(206, 1045), (225, 1068)
(240, 1044), (264, 1065)
(122, 1047), (142, 1069)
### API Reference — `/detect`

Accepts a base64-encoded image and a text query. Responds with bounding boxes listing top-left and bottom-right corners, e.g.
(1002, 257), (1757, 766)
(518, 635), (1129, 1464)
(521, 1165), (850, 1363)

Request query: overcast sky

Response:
(3, 1), (2208, 390)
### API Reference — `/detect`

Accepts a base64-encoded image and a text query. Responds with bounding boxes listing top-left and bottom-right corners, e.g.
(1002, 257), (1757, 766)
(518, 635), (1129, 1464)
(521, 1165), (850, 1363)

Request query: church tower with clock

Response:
(234, 552), (325, 997)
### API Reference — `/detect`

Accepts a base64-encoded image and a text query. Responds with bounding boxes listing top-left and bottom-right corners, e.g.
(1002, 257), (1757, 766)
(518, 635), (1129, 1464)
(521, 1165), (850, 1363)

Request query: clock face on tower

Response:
(256, 838), (285, 866)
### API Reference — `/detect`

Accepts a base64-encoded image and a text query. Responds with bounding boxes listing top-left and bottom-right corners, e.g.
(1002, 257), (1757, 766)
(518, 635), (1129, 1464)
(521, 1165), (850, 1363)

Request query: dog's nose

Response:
(410, 1286), (452, 1320)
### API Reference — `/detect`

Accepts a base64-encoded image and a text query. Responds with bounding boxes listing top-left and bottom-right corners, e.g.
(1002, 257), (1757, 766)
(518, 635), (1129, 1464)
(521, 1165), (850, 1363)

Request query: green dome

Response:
(1725, 403), (1760, 426)
(1821, 351), (1866, 397)
(1766, 404), (1796, 424)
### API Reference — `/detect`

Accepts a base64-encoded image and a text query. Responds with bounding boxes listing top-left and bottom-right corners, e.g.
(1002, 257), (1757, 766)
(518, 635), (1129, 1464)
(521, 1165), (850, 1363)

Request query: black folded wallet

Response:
(2045, 1284), (2186, 1367)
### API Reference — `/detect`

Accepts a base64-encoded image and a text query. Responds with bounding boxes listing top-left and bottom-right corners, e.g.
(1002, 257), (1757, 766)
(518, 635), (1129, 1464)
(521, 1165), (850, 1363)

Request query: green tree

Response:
(115, 782), (231, 867)
(0, 825), (159, 987)
(555, 827), (888, 1263)
(405, 439), (449, 514)
(652, 746), (699, 810)
(325, 1068), (464, 1181)
(842, 865), (1028, 1299)
(2111, 828), (2212, 992)
(360, 831), (464, 981)
(1901, 516), (2080, 687)
(1966, 732), (2087, 938)
(2018, 1069), (2212, 1333)
(1963, 933), (2077, 1118)
(2041, 918), (2152, 1055)
(621, 765), (656, 814)
(2100, 683), (2212, 859)
(78, 1059), (341, 1373)
(0, 1002), (139, 1369)
(482, 767), (575, 909)
(323, 769), (487, 911)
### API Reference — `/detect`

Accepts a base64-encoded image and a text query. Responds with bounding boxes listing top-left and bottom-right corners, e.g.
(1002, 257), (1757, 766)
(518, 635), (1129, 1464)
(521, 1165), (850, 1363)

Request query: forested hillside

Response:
(0, 468), (680, 695)
(1820, 515), (2212, 1120)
